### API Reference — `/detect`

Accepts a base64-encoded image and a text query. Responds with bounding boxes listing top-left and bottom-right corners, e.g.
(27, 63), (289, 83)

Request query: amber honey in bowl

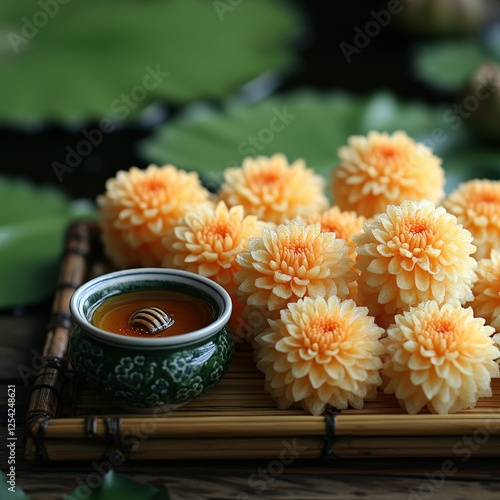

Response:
(91, 289), (215, 338)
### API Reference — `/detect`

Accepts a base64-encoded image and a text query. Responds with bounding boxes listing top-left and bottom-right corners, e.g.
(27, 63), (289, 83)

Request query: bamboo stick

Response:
(30, 411), (500, 442)
(26, 434), (500, 461)
(25, 222), (94, 458)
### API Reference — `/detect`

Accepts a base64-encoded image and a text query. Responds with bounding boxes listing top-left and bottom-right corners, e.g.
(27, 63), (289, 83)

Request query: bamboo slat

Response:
(24, 221), (500, 462)
(30, 411), (500, 441)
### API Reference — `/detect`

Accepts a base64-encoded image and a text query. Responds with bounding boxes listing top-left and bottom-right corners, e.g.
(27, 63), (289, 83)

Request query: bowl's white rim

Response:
(69, 268), (233, 348)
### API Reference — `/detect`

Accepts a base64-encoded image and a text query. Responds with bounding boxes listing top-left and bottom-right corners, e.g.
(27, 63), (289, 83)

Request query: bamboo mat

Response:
(24, 222), (500, 462)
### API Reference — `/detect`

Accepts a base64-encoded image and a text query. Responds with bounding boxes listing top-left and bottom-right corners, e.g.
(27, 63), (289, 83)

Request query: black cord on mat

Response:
(322, 407), (341, 462)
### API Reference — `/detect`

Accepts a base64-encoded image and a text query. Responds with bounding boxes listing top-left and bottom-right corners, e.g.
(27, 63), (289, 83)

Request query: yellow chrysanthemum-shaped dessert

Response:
(235, 220), (355, 312)
(98, 165), (211, 267)
(219, 153), (328, 225)
(382, 301), (500, 414)
(304, 206), (365, 261)
(305, 206), (365, 303)
(470, 249), (500, 332)
(255, 296), (385, 415)
(332, 131), (445, 218)
(443, 179), (500, 260)
(162, 201), (265, 295)
(234, 304), (280, 347)
(353, 200), (477, 326)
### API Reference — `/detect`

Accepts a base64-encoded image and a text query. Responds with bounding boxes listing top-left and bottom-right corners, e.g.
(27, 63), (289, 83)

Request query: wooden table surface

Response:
(1, 309), (500, 500)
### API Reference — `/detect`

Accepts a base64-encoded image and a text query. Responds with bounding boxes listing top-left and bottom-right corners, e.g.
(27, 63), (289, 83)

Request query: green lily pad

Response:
(413, 40), (487, 92)
(140, 90), (499, 192)
(0, 176), (95, 309)
(412, 26), (500, 92)
(65, 471), (170, 500)
(0, 0), (302, 124)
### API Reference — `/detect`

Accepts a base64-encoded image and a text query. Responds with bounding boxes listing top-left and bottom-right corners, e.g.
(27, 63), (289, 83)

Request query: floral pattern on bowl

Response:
(69, 325), (233, 412)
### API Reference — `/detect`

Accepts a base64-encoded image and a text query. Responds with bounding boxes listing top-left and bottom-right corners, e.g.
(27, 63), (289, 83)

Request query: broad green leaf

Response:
(413, 40), (486, 92)
(140, 90), (494, 192)
(0, 0), (302, 124)
(0, 177), (96, 308)
(412, 26), (500, 92)
(0, 471), (30, 499)
(65, 471), (170, 500)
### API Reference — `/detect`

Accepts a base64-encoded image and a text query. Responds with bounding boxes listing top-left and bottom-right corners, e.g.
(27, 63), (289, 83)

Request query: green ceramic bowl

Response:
(68, 268), (234, 413)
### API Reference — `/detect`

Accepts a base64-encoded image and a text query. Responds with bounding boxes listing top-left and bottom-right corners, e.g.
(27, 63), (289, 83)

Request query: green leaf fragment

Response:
(413, 37), (499, 92)
(64, 471), (170, 500)
(0, 176), (96, 308)
(0, 471), (31, 499)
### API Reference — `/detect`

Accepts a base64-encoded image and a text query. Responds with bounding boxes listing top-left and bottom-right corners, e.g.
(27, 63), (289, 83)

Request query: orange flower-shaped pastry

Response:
(354, 200), (477, 326)
(255, 296), (385, 415)
(234, 304), (281, 349)
(470, 249), (500, 332)
(235, 220), (355, 312)
(304, 206), (365, 261)
(219, 153), (328, 225)
(305, 206), (365, 304)
(332, 131), (445, 218)
(98, 165), (211, 267)
(162, 201), (265, 295)
(382, 301), (500, 414)
(443, 179), (500, 260)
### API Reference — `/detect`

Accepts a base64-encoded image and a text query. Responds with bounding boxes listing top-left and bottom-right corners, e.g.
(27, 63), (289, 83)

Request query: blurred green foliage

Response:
(0, 177), (95, 308)
(141, 91), (448, 176)
(0, 0), (301, 124)
(140, 90), (500, 193)
(413, 26), (500, 92)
